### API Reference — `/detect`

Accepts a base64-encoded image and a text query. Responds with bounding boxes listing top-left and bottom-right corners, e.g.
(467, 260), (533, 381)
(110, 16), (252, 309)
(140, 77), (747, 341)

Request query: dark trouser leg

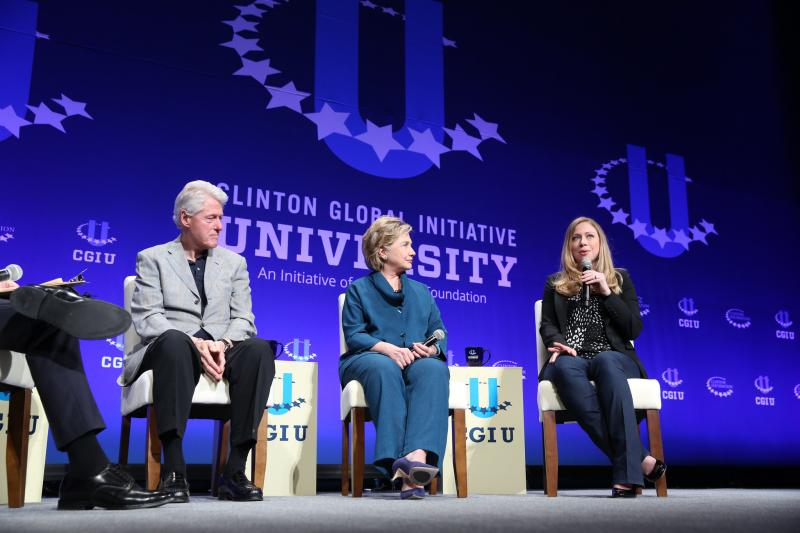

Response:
(550, 355), (614, 459)
(223, 338), (275, 474)
(402, 357), (449, 468)
(339, 352), (406, 474)
(135, 330), (202, 439)
(135, 330), (201, 476)
(589, 351), (644, 486)
(0, 301), (105, 451)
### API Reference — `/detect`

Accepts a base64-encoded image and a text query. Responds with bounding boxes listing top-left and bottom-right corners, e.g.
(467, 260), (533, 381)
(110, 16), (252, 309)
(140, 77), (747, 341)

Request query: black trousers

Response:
(541, 350), (646, 486)
(0, 300), (105, 450)
(135, 330), (275, 447)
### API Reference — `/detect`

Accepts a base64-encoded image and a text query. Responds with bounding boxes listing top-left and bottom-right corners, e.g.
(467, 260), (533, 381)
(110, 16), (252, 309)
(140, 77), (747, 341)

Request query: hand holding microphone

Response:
(412, 329), (445, 358)
(579, 259), (611, 304)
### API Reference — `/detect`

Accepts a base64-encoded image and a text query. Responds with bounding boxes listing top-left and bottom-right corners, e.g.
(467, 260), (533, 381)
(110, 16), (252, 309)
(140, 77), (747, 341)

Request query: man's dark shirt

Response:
(188, 251), (210, 339)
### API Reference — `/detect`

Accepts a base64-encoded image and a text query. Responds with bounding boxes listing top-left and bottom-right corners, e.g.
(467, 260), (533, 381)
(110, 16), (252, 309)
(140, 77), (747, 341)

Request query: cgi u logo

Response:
(661, 368), (683, 388)
(469, 377), (498, 419)
(678, 298), (698, 317)
(286, 338), (316, 361)
(268, 372), (294, 415)
(76, 220), (116, 247)
(624, 144), (713, 258)
(775, 311), (793, 329)
(315, 0), (444, 178)
(84, 220), (110, 247)
(754, 376), (773, 395)
(0, 1), (37, 144)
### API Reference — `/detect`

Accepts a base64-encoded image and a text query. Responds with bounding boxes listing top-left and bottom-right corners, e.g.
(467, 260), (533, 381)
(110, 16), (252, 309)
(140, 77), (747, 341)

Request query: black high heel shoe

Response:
(610, 486), (637, 498)
(644, 459), (667, 483)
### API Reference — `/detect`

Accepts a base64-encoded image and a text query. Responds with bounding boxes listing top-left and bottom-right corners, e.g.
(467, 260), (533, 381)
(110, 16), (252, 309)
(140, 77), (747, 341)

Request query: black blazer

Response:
(538, 268), (646, 380)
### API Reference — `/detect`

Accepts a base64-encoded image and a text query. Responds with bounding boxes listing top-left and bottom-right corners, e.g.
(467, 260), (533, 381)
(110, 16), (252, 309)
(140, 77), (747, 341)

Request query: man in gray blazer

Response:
(122, 180), (275, 502)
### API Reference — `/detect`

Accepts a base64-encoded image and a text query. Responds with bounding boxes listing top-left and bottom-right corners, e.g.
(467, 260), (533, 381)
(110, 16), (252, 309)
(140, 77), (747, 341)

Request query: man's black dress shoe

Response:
(644, 459), (667, 483)
(158, 471), (190, 503)
(10, 285), (132, 340)
(217, 471), (263, 502)
(610, 486), (638, 498)
(58, 464), (171, 510)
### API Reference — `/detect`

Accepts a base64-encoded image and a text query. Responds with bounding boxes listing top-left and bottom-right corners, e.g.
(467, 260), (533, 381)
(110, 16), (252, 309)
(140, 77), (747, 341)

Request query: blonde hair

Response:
(361, 216), (413, 271)
(553, 216), (622, 296)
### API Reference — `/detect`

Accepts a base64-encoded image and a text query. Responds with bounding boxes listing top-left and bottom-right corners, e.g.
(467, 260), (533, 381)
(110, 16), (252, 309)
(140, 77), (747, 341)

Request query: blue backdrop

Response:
(1, 0), (798, 467)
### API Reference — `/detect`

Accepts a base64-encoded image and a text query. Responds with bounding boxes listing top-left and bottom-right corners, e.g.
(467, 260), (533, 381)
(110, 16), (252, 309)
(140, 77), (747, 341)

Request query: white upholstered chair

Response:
(534, 299), (667, 497)
(117, 276), (266, 492)
(338, 293), (468, 498)
(0, 349), (35, 507)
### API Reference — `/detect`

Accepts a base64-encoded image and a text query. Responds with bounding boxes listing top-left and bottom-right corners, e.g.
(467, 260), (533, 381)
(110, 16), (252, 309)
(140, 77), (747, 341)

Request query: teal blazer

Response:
(341, 271), (447, 359)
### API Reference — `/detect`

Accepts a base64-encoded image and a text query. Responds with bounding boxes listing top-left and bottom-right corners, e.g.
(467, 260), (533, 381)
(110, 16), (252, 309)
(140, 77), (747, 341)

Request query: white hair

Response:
(172, 180), (228, 229)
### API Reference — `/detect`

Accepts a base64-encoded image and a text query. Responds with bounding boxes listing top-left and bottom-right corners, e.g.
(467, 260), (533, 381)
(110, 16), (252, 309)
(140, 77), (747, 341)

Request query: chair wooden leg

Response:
(429, 476), (438, 495)
(252, 411), (267, 489)
(6, 387), (31, 508)
(145, 405), (162, 491)
(542, 410), (558, 497)
(540, 421), (547, 494)
(646, 409), (668, 497)
(211, 420), (231, 496)
(351, 407), (365, 498)
(452, 408), (468, 498)
(118, 415), (131, 465)
(341, 417), (350, 496)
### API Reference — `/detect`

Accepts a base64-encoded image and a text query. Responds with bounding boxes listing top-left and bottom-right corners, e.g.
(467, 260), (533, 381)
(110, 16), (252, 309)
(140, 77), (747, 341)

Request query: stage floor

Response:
(3, 489), (799, 531)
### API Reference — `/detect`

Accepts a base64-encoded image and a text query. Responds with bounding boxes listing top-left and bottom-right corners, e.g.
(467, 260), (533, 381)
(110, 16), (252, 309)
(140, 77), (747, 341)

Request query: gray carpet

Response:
(2, 490), (799, 532)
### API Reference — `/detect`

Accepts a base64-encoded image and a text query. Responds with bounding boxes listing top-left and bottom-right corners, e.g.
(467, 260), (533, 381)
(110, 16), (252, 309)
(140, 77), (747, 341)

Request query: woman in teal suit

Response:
(340, 216), (449, 500)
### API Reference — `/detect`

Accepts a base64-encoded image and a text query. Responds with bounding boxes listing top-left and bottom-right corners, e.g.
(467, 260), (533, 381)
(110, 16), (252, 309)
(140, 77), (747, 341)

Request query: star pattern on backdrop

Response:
(356, 120), (404, 161)
(304, 103), (351, 140)
(444, 124), (483, 160)
(220, 34), (262, 56)
(407, 127), (449, 167)
(52, 94), (93, 119)
(1, 93), (92, 140)
(466, 113), (505, 143)
(234, 57), (280, 84)
(0, 105), (31, 138)
(27, 102), (67, 132)
(266, 81), (310, 112)
(217, 0), (505, 168)
(588, 157), (718, 250)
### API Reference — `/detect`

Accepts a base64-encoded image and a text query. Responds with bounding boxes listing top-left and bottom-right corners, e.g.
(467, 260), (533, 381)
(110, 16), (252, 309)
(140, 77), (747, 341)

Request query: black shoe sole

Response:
(165, 492), (190, 504)
(409, 467), (439, 486)
(11, 286), (131, 340)
(57, 498), (171, 510)
(217, 488), (263, 502)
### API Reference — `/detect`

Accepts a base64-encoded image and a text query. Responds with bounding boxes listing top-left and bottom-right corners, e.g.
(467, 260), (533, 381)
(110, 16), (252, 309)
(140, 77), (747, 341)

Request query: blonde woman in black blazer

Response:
(539, 216), (666, 498)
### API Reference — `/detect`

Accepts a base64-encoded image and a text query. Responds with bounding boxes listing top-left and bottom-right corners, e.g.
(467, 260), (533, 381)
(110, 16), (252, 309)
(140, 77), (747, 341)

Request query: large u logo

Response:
(0, 0), (37, 143)
(469, 377), (499, 419)
(268, 372), (294, 416)
(314, 0), (444, 178)
(627, 144), (693, 258)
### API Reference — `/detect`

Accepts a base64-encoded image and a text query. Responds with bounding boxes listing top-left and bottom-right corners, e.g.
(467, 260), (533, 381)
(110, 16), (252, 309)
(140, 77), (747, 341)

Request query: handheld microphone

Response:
(0, 264), (23, 282)
(423, 329), (445, 347)
(581, 258), (592, 307)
